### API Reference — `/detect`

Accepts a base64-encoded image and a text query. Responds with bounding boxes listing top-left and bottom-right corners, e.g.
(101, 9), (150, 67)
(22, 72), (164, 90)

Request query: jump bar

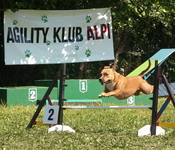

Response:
(63, 105), (151, 109)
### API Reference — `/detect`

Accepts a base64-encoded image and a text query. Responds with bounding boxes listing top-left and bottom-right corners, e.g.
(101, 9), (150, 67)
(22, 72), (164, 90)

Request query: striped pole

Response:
(63, 105), (151, 109)
(158, 122), (175, 128)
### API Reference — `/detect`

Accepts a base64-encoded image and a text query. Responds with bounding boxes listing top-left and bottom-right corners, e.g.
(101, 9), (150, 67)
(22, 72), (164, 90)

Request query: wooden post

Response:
(151, 60), (159, 135)
(26, 71), (59, 128)
(57, 64), (66, 124)
(162, 74), (175, 107)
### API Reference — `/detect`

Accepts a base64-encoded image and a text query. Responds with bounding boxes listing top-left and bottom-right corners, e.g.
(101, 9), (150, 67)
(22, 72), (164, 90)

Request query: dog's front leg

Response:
(99, 90), (120, 97)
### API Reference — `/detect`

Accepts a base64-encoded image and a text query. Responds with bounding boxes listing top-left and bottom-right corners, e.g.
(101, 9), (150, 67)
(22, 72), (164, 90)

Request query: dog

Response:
(99, 61), (154, 100)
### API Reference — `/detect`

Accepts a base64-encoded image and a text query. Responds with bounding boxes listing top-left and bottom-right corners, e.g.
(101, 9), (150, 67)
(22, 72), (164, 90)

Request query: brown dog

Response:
(99, 64), (154, 100)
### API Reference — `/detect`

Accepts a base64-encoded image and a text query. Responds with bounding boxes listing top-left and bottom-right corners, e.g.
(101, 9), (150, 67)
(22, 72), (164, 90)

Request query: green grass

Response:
(0, 104), (175, 150)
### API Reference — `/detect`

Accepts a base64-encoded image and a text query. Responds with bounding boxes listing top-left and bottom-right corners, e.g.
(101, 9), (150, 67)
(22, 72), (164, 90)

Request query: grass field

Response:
(0, 104), (175, 150)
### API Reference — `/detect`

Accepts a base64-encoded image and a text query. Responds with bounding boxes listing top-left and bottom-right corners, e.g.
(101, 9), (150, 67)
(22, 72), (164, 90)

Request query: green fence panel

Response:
(0, 86), (58, 106)
(0, 79), (152, 106)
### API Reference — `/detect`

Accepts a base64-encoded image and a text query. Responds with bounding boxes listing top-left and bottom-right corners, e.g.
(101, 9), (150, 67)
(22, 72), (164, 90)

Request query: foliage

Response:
(1, 0), (175, 86)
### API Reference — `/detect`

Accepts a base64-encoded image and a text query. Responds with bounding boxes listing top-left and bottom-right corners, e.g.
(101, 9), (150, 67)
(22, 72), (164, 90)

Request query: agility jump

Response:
(26, 49), (175, 136)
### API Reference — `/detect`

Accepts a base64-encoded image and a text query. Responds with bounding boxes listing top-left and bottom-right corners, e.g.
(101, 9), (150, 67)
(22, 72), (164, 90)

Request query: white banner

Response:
(4, 8), (114, 65)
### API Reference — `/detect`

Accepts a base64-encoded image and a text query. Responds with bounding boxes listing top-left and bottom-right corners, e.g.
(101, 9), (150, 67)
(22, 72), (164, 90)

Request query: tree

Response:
(1, 0), (175, 86)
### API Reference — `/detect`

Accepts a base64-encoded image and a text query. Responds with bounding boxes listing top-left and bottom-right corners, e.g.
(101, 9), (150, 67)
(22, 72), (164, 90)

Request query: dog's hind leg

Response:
(140, 81), (154, 94)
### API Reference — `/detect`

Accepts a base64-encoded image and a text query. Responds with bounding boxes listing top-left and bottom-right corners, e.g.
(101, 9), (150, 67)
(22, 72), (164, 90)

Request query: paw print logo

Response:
(25, 49), (32, 58)
(13, 20), (18, 25)
(85, 49), (91, 57)
(41, 15), (48, 23)
(46, 40), (51, 45)
(75, 45), (79, 51)
(86, 15), (92, 23)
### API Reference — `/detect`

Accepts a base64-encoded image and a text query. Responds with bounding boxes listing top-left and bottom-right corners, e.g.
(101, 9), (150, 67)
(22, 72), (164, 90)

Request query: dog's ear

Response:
(109, 63), (115, 69)
(100, 62), (115, 71)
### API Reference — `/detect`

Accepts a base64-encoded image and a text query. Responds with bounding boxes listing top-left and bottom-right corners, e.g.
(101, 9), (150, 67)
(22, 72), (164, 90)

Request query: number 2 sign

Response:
(28, 88), (37, 101)
(43, 105), (59, 124)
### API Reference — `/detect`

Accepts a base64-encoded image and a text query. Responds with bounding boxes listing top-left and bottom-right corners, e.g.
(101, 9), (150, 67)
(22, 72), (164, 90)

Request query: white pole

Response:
(63, 105), (151, 109)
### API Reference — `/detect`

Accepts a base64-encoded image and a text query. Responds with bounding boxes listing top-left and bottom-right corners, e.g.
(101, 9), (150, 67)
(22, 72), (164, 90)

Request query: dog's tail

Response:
(139, 59), (151, 77)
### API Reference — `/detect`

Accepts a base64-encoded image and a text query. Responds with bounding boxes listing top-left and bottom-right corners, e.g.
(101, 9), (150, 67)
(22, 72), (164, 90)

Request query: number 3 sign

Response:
(43, 105), (59, 124)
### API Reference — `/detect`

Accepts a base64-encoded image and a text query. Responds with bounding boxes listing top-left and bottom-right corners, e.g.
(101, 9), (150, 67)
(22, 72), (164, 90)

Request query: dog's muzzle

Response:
(99, 78), (103, 85)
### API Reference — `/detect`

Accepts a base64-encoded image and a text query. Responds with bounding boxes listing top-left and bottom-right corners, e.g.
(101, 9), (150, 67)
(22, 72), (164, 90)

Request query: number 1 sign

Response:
(43, 105), (59, 124)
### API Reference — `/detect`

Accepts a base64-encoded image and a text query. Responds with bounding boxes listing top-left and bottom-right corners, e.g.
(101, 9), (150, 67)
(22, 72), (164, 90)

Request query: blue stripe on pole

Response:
(63, 105), (151, 109)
